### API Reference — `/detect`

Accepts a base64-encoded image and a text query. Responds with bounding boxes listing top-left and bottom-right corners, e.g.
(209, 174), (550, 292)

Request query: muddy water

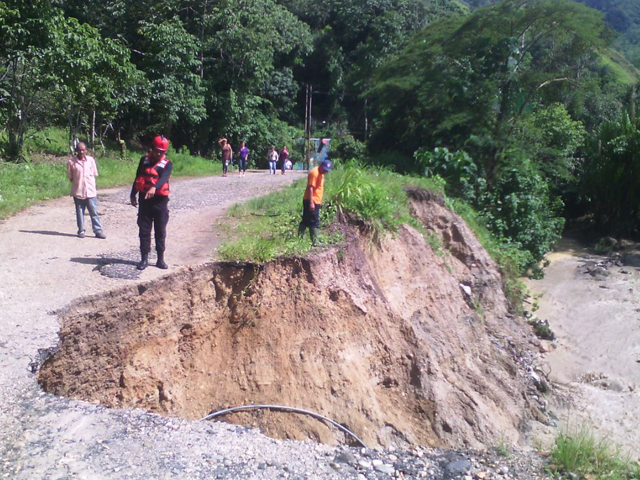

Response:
(527, 238), (640, 461)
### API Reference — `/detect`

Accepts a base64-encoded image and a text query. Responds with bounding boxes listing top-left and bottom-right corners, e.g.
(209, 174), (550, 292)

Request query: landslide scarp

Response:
(38, 191), (540, 449)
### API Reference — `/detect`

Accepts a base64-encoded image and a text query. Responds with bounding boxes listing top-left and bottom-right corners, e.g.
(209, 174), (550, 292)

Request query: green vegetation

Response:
(581, 112), (640, 235)
(550, 428), (640, 479)
(218, 162), (443, 262)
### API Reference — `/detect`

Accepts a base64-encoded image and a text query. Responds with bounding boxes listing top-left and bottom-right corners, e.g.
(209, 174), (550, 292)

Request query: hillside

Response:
(462, 0), (640, 68)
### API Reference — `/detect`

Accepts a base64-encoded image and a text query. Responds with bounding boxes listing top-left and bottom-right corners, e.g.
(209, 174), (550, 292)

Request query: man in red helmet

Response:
(130, 135), (173, 270)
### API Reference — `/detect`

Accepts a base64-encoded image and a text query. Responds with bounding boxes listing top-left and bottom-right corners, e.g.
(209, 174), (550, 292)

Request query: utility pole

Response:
(304, 84), (313, 169)
(364, 98), (368, 140)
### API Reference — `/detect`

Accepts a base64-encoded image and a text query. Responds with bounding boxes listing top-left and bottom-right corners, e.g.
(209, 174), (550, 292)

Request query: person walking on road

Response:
(130, 135), (173, 271)
(238, 141), (249, 177)
(218, 138), (233, 177)
(279, 145), (289, 175)
(298, 159), (332, 246)
(267, 146), (278, 175)
(67, 142), (106, 239)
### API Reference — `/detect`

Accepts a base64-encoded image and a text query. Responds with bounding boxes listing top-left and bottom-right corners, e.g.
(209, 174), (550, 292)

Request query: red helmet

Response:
(153, 135), (169, 151)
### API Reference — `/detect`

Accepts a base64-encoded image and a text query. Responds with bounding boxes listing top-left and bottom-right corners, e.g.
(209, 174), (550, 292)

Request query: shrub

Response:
(479, 154), (564, 270)
(333, 135), (366, 162)
(414, 147), (485, 202)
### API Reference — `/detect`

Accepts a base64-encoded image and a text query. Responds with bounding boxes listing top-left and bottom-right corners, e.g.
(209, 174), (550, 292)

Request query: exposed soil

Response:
(38, 188), (543, 450)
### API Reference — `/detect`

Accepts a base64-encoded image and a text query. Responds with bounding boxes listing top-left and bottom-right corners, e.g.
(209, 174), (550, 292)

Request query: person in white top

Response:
(267, 146), (279, 175)
(67, 142), (106, 239)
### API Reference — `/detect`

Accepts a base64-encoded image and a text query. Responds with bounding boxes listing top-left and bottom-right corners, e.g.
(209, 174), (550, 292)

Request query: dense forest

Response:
(1, 0), (639, 270)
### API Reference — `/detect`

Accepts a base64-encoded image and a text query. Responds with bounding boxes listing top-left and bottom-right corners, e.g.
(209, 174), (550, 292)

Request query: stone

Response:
(444, 459), (472, 476)
(374, 463), (395, 475)
(336, 451), (358, 466)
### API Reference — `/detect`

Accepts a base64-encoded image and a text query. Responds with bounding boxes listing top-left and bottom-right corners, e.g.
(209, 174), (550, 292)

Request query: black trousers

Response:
(300, 200), (321, 228)
(138, 196), (169, 254)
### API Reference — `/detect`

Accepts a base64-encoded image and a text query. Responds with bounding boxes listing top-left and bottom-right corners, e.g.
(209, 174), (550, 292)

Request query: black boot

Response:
(298, 223), (306, 238)
(310, 227), (322, 246)
(137, 253), (149, 270)
(156, 251), (168, 269)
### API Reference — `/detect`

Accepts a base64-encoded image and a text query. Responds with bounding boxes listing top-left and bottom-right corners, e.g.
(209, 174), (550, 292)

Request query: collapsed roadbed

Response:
(39, 189), (543, 449)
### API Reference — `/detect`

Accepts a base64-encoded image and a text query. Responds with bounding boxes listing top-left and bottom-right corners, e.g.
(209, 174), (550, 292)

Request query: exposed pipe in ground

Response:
(200, 404), (368, 448)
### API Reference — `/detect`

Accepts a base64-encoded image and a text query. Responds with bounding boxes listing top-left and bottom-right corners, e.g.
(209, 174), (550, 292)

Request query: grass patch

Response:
(598, 49), (640, 86)
(218, 161), (443, 262)
(549, 428), (640, 480)
(0, 127), (220, 219)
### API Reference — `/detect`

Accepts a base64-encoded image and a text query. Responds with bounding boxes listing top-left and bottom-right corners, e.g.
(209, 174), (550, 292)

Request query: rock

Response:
(335, 451), (358, 466)
(374, 463), (395, 475)
(476, 472), (487, 479)
(372, 459), (383, 467)
(539, 341), (552, 353)
(445, 459), (472, 476)
(358, 460), (372, 469)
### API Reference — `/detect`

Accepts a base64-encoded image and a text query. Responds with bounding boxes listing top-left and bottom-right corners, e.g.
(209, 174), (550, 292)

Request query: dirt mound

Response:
(38, 191), (539, 448)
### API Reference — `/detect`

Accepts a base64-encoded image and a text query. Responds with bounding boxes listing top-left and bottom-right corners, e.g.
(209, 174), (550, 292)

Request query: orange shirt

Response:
(303, 166), (325, 204)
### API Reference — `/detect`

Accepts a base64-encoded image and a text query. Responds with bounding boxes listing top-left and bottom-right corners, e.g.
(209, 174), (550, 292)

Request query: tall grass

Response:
(218, 161), (443, 262)
(550, 428), (640, 480)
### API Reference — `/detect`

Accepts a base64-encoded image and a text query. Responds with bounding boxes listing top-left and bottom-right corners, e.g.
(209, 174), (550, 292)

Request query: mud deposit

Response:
(39, 191), (540, 449)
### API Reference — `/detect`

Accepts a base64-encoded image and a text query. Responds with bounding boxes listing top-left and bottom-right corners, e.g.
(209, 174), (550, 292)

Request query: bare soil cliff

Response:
(39, 189), (539, 449)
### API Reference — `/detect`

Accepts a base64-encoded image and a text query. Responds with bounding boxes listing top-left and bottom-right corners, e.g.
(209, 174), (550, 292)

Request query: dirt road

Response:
(0, 170), (345, 479)
(526, 239), (640, 461)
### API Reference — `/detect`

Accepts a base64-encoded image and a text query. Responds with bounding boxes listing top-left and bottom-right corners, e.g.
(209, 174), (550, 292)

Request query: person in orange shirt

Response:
(298, 159), (332, 245)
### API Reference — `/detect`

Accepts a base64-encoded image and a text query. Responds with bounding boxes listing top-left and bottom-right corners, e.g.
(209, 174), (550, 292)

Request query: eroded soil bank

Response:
(39, 190), (543, 449)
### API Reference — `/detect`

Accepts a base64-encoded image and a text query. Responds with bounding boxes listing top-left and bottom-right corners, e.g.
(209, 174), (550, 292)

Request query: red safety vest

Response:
(134, 156), (171, 196)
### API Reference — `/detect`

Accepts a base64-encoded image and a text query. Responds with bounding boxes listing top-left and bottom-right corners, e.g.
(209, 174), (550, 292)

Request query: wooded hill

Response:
(464, 0), (640, 67)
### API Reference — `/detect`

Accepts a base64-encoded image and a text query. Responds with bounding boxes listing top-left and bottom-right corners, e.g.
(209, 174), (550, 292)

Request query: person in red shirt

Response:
(298, 159), (332, 245)
(130, 135), (173, 270)
(218, 138), (233, 177)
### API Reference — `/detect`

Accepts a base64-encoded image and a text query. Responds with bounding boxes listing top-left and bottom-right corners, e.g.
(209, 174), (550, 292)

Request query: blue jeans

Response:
(74, 197), (103, 235)
(269, 161), (277, 174)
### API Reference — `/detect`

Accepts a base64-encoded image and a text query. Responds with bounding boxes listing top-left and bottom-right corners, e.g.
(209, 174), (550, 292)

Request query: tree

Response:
(581, 112), (640, 234)
(138, 17), (205, 135)
(0, 0), (60, 158)
(41, 16), (144, 150)
(368, 0), (611, 178)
